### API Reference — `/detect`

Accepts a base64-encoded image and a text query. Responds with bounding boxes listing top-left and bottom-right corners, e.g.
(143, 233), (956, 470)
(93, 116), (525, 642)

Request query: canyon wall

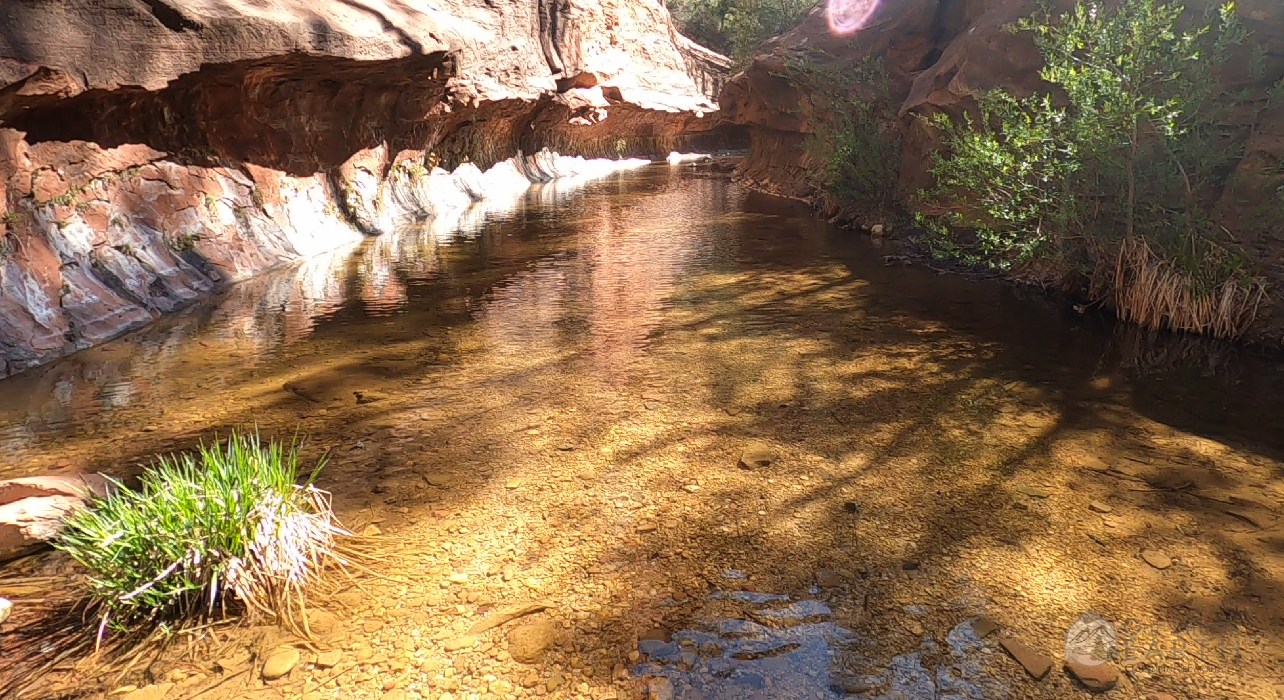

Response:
(720, 0), (1284, 339)
(0, 0), (730, 377)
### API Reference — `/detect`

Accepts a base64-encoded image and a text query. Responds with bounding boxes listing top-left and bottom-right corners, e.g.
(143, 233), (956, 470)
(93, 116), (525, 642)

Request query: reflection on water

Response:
(633, 585), (1011, 699)
(3, 161), (1284, 469)
(635, 590), (853, 699)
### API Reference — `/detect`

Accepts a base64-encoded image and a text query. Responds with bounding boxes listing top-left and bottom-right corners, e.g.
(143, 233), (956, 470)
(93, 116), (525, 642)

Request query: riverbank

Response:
(719, 1), (1284, 346)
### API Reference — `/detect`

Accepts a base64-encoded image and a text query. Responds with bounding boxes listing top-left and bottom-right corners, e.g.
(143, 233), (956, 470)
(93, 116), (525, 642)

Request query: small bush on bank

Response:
(789, 53), (902, 217)
(55, 431), (345, 635)
(921, 0), (1275, 338)
(669, 0), (814, 63)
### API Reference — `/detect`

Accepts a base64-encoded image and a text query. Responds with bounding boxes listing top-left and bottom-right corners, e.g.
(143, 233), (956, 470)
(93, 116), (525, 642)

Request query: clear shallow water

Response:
(2, 161), (1284, 698)
(2, 160), (1282, 476)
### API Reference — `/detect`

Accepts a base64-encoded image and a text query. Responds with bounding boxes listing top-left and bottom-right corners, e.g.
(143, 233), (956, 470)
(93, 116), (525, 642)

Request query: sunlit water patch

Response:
(634, 590), (853, 699)
(634, 586), (1009, 700)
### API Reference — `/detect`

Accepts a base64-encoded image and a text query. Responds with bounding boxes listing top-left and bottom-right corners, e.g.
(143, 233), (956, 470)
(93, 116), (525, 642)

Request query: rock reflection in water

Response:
(0, 163), (674, 467)
(0, 239), (361, 452)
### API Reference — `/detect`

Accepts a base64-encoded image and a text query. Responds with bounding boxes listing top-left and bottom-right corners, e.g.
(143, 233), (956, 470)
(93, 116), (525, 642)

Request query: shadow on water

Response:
(2, 161), (1283, 698)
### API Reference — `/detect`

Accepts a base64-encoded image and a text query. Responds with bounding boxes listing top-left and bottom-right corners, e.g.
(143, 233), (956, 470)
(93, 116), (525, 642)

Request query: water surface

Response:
(2, 162), (1280, 474)
(2, 162), (1283, 699)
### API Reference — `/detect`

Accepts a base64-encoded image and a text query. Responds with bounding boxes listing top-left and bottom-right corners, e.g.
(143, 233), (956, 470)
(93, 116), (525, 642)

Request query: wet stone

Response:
(833, 676), (882, 694)
(634, 586), (855, 698)
(970, 616), (1001, 638)
(715, 618), (769, 639)
(998, 636), (1053, 680)
(713, 590), (790, 604)
(1066, 660), (1121, 691)
(644, 676), (675, 700)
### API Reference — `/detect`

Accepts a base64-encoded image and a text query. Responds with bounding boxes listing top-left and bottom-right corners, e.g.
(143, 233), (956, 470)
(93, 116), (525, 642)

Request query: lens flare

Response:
(827, 0), (880, 35)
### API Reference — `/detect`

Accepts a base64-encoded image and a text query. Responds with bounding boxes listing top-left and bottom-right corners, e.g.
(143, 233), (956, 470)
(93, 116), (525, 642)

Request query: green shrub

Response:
(789, 54), (901, 215)
(925, 91), (1078, 268)
(56, 431), (344, 634)
(669, 0), (814, 62)
(921, 0), (1270, 337)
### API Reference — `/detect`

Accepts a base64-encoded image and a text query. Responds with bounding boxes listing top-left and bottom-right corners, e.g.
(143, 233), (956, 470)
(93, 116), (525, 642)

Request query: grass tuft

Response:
(1113, 236), (1267, 340)
(55, 431), (347, 638)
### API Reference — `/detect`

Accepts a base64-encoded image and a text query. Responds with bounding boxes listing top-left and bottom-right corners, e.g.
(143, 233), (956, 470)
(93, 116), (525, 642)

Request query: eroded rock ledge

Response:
(0, 0), (733, 377)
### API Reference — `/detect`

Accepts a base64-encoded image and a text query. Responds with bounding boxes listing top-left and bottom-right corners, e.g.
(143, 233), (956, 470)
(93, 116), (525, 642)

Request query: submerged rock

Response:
(1066, 659), (1121, 692)
(508, 619), (558, 663)
(998, 635), (1053, 680)
(1141, 549), (1174, 570)
(738, 443), (776, 469)
(0, 474), (113, 562)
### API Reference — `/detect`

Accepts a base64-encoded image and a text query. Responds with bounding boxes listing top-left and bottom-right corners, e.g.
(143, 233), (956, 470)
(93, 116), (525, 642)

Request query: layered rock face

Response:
(0, 0), (730, 377)
(721, 0), (1284, 334)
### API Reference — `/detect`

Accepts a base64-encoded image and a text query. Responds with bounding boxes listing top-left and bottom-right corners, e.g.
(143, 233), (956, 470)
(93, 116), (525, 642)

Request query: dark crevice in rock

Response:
(135, 0), (202, 33)
(931, 0), (969, 49)
(5, 53), (453, 176)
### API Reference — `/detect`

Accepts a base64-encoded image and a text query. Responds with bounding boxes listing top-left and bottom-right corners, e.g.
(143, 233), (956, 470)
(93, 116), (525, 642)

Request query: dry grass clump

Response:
(1113, 236), (1267, 340)
(54, 431), (350, 639)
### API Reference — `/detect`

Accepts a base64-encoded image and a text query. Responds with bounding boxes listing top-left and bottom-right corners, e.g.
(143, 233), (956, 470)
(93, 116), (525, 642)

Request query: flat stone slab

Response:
(998, 636), (1053, 680)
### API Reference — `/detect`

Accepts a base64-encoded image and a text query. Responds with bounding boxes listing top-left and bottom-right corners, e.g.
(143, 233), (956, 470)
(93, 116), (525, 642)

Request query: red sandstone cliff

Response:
(0, 0), (731, 377)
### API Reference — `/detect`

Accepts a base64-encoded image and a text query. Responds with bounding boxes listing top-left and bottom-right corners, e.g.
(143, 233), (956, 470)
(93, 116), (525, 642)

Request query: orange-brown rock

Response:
(0, 473), (113, 561)
(0, 0), (735, 377)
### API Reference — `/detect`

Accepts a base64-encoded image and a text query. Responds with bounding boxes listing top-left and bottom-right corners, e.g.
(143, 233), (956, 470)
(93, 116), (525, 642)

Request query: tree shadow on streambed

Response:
(4, 174), (1283, 696)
